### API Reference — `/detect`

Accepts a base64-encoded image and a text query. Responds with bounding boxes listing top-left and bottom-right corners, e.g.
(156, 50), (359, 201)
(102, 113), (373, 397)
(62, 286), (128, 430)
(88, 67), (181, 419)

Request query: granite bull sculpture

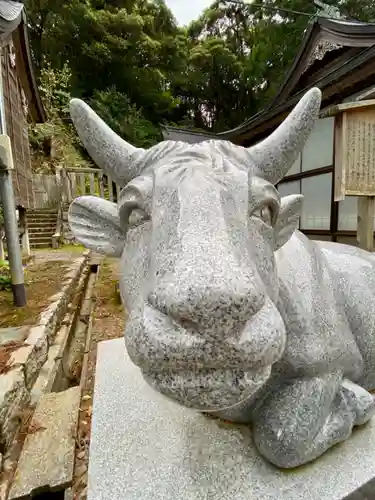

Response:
(68, 87), (375, 469)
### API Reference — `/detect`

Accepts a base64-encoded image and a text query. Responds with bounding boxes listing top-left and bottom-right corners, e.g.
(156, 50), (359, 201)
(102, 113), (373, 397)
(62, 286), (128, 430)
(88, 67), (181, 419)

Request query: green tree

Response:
(26, 0), (186, 124)
(170, 1), (270, 132)
(90, 88), (162, 147)
(29, 62), (91, 171)
(25, 0), (186, 160)
(177, 0), (314, 131)
(25, 0), (375, 140)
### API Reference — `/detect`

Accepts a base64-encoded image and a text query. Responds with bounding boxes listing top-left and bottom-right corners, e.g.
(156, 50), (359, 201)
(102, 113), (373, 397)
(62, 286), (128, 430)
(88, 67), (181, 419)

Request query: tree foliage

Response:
(90, 88), (162, 147)
(25, 0), (375, 151)
(28, 62), (91, 171)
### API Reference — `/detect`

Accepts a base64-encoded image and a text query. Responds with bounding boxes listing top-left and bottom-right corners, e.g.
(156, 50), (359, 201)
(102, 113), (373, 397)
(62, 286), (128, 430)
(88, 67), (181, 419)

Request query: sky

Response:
(165, 0), (213, 26)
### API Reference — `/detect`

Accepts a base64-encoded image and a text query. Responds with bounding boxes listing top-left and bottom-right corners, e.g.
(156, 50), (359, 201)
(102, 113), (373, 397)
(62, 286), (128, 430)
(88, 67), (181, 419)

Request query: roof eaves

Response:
(269, 16), (375, 110)
(225, 44), (375, 144)
(162, 125), (218, 137)
(19, 10), (46, 123)
(266, 19), (320, 110)
(320, 18), (375, 45)
(320, 17), (375, 36)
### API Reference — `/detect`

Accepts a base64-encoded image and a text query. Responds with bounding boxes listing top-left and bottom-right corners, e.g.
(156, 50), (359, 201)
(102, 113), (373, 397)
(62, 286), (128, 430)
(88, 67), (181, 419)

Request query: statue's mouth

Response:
(125, 298), (286, 411)
(143, 364), (273, 412)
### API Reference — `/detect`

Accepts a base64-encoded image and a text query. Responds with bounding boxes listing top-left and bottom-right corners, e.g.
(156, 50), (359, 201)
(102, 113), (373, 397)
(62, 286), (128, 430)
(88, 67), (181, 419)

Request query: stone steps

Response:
(8, 387), (81, 499)
(26, 225), (55, 233)
(27, 217), (57, 224)
(29, 234), (56, 245)
(28, 222), (56, 227)
(27, 241), (54, 249)
(28, 236), (55, 246)
(27, 209), (57, 213)
(27, 216), (56, 222)
(27, 209), (58, 249)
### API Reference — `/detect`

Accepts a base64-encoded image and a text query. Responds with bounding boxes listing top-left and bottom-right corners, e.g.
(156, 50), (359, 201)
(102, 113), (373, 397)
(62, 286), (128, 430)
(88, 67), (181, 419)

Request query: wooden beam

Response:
(357, 196), (374, 251)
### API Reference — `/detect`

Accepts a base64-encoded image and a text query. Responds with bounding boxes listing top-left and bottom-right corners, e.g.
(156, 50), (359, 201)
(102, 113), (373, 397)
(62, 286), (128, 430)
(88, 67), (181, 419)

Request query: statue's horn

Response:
(248, 87), (322, 185)
(70, 99), (145, 185)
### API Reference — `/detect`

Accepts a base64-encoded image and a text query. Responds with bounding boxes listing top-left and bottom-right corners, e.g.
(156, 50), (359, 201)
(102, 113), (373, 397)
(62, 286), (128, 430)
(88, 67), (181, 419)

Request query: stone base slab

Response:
(88, 338), (375, 500)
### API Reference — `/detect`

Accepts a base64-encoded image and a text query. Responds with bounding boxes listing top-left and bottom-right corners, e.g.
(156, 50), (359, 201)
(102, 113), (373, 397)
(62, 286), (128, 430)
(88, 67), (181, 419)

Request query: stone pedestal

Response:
(88, 338), (375, 500)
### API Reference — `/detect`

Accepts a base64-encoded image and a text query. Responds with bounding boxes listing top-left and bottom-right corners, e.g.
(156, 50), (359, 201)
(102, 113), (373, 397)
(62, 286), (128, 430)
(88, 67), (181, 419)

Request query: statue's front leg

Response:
(252, 372), (375, 469)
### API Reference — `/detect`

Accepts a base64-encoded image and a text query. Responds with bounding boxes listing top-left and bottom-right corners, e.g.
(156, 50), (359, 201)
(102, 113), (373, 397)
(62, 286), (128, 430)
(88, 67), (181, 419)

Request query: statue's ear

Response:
(68, 196), (125, 257)
(274, 195), (303, 251)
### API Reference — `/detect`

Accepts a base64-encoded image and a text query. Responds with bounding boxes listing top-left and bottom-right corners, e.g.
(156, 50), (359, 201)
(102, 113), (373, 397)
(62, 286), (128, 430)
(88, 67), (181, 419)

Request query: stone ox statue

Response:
(68, 87), (375, 469)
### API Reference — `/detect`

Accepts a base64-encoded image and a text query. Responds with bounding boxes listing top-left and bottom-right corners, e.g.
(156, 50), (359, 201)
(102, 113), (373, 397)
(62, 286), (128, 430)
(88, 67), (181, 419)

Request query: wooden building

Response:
(163, 15), (375, 245)
(0, 8), (46, 209)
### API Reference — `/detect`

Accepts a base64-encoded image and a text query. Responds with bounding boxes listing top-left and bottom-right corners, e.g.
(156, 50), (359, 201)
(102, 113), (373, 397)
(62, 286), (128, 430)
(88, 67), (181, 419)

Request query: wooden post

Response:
(0, 229), (5, 261)
(65, 170), (72, 202)
(357, 196), (375, 251)
(89, 173), (95, 196)
(55, 166), (65, 204)
(18, 207), (30, 256)
(70, 172), (77, 199)
(79, 173), (86, 196)
(115, 183), (122, 202)
(99, 172), (105, 198)
(108, 175), (114, 202)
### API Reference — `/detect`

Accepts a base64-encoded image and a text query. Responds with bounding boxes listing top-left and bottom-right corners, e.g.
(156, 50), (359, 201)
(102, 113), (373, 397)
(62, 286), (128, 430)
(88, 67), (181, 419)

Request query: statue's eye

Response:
(252, 204), (276, 226)
(128, 208), (149, 228)
(260, 206), (272, 225)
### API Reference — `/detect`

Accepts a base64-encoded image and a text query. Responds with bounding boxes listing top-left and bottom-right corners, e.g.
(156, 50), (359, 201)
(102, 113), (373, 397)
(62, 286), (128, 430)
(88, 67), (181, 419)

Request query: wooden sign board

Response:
(322, 100), (375, 201)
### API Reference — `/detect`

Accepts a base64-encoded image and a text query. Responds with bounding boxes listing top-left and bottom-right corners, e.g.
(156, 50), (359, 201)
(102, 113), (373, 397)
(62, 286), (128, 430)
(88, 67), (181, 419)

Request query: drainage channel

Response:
(32, 492), (65, 500)
(4, 256), (101, 500)
(53, 261), (99, 393)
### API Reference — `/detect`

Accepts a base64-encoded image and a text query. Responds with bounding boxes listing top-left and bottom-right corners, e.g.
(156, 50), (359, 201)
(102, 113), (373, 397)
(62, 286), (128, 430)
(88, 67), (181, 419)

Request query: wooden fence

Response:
(32, 174), (60, 209)
(31, 167), (123, 209)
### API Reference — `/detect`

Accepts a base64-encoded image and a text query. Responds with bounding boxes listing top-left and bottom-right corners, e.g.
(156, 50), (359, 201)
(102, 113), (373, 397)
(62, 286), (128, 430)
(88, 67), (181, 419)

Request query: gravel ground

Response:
(0, 246), (86, 328)
(32, 246), (86, 264)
